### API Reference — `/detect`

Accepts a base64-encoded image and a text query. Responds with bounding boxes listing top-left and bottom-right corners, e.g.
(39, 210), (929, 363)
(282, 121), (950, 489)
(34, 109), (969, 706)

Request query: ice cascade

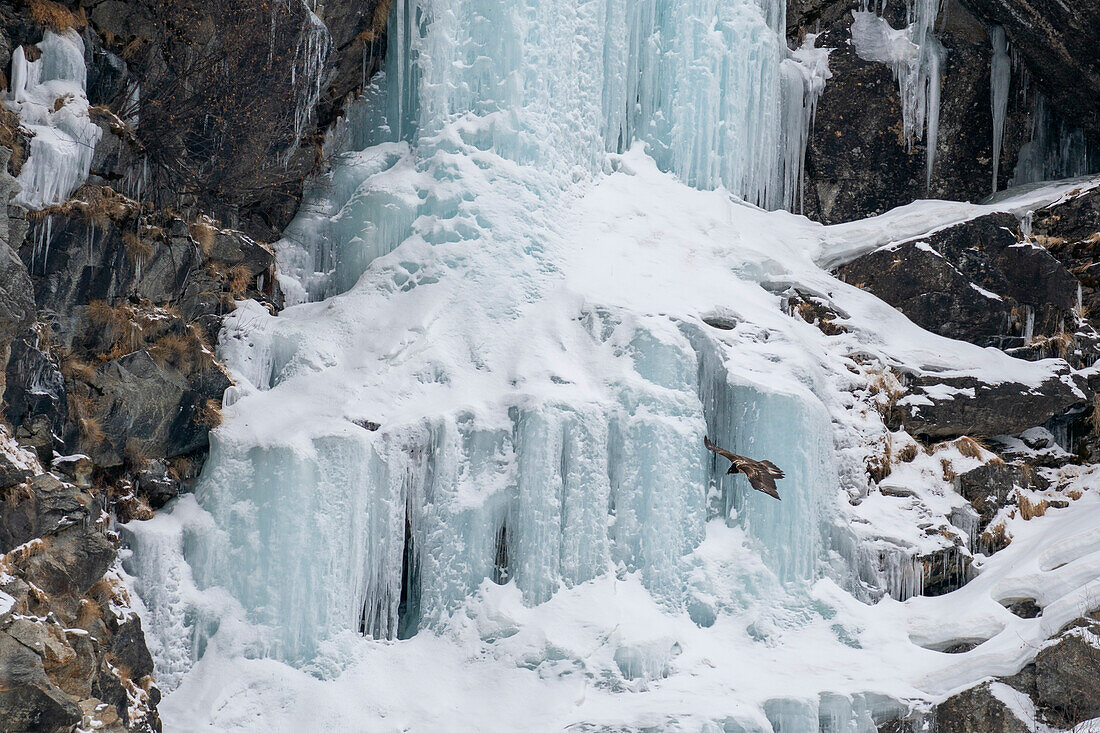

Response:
(3, 31), (102, 209)
(126, 0), (848, 674)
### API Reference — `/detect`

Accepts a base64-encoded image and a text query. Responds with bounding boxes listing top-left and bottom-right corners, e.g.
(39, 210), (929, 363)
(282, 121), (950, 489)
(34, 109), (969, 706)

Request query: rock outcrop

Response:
(1, 462), (160, 733)
(837, 213), (1083, 352)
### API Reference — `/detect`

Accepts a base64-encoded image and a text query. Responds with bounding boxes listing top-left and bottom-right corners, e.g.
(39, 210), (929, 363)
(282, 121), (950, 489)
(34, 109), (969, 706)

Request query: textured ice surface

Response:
(3, 31), (101, 209)
(122, 0), (1100, 728)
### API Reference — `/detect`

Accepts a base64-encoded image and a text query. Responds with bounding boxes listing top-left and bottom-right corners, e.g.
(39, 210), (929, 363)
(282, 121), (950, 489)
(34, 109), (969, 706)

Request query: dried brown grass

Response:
(196, 399), (223, 428)
(79, 415), (106, 447)
(954, 436), (986, 460)
(189, 220), (217, 255)
(61, 354), (97, 383)
(355, 0), (392, 42)
(1018, 493), (1049, 521)
(867, 437), (893, 483)
(123, 230), (154, 263)
(898, 444), (919, 463)
(85, 300), (128, 329)
(1029, 331), (1075, 359)
(28, 0), (86, 32)
(980, 522), (1010, 552)
(227, 265), (252, 297)
(124, 439), (152, 467)
(29, 185), (137, 229)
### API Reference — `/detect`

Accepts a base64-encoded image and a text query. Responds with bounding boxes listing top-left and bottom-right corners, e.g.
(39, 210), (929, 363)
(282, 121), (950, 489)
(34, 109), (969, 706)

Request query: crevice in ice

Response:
(396, 508), (421, 640)
(491, 522), (511, 585)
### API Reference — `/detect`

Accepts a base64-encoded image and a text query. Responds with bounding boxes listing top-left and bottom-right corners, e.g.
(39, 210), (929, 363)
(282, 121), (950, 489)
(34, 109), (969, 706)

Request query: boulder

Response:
(895, 372), (1087, 440)
(1032, 619), (1100, 727)
(0, 629), (82, 733)
(836, 213), (1082, 350)
(932, 682), (1032, 732)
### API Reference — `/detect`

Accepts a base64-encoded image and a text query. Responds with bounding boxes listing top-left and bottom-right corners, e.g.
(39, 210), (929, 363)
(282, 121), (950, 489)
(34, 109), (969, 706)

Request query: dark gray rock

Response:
(932, 682), (1031, 732)
(4, 335), (68, 447)
(959, 0), (1100, 141)
(18, 524), (116, 600)
(0, 473), (86, 554)
(919, 544), (974, 597)
(1030, 187), (1100, 338)
(1032, 619), (1100, 727)
(836, 213), (1081, 350)
(0, 630), (82, 733)
(895, 372), (1088, 440)
(88, 350), (230, 467)
(135, 460), (180, 509)
(109, 617), (155, 680)
(0, 450), (31, 491)
(1003, 598), (1042, 618)
(19, 207), (200, 350)
(0, 147), (36, 402)
(956, 463), (1046, 526)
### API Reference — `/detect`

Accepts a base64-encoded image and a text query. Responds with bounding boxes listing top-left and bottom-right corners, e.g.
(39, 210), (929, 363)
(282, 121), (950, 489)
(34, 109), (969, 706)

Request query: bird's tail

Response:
(704, 436), (717, 452)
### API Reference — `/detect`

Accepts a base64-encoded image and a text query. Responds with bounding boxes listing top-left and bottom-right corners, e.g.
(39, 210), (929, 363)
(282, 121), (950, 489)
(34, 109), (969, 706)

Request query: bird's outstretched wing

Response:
(704, 436), (784, 501)
(704, 435), (740, 463)
(732, 457), (782, 501)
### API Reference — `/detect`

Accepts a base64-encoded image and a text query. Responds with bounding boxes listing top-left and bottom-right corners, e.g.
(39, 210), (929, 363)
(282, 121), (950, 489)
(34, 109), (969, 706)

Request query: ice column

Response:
(990, 26), (1010, 192)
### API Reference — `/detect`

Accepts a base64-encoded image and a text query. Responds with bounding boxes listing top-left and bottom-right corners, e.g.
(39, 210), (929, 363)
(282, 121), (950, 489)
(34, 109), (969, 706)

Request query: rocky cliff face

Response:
(1, 0), (1099, 730)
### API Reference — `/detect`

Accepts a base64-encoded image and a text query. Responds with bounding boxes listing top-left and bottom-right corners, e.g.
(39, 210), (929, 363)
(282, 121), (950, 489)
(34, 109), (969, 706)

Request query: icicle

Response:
(989, 26), (1011, 192)
(850, 0), (944, 187)
(781, 34), (833, 212)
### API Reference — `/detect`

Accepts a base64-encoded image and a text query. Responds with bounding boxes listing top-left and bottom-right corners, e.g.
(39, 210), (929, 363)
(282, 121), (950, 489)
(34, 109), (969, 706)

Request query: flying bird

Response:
(704, 436), (784, 501)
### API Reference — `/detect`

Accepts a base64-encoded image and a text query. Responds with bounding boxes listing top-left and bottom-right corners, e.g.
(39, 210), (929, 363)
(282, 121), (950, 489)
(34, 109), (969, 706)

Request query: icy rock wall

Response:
(850, 0), (944, 187)
(1012, 93), (1099, 187)
(3, 31), (102, 209)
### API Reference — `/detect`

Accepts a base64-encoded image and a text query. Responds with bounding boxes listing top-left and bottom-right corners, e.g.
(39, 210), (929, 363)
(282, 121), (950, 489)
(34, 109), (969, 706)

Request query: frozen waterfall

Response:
(120, 0), (1100, 729)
